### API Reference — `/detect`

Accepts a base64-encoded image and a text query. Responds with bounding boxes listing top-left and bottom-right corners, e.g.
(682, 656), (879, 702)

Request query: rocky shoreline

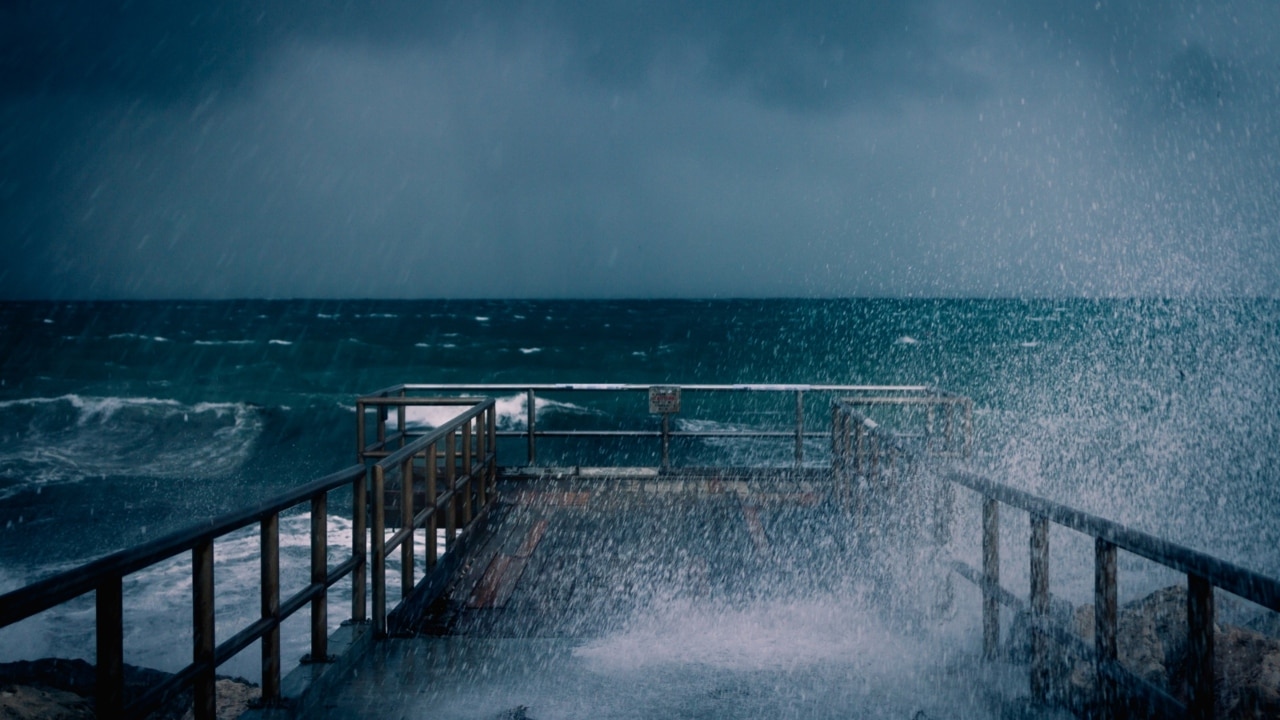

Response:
(0, 658), (257, 720)
(1007, 585), (1280, 719)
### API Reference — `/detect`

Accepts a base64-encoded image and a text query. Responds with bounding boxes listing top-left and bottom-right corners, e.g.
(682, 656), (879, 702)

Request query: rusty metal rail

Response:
(0, 397), (497, 720)
(359, 383), (964, 469)
(830, 399), (1280, 720)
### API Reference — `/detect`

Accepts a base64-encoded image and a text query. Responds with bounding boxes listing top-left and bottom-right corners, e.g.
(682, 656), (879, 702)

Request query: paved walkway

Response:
(307, 474), (1047, 719)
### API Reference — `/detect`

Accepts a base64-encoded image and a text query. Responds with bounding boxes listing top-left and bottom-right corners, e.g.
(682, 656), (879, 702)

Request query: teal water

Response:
(0, 298), (1277, 685)
(1, 298), (1277, 568)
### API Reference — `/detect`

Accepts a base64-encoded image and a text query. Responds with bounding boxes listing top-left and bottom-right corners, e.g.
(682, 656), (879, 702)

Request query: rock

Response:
(178, 678), (260, 720)
(1216, 624), (1280, 719)
(1069, 585), (1280, 719)
(0, 685), (93, 720)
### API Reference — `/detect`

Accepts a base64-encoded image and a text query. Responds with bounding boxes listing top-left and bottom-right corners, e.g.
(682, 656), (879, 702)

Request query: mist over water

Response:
(0, 298), (1275, 712)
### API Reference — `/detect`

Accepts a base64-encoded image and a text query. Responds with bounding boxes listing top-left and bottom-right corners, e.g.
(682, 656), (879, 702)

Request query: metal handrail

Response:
(830, 398), (1276, 719)
(360, 383), (958, 469)
(0, 395), (499, 720)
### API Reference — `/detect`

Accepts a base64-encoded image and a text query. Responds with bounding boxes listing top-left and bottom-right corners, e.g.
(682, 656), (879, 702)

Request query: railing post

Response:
(372, 465), (386, 637)
(661, 413), (671, 470)
(95, 575), (124, 719)
(401, 455), (414, 599)
(352, 468), (367, 623)
(487, 404), (497, 498)
(794, 390), (804, 467)
(377, 405), (387, 448)
(1030, 514), (1050, 704)
(426, 442), (438, 569)
(1094, 538), (1118, 716)
(261, 514), (281, 702)
(982, 498), (1000, 661)
(1187, 574), (1215, 720)
(476, 414), (487, 508)
(854, 420), (864, 478)
(193, 539), (216, 720)
(526, 389), (536, 465)
(462, 419), (473, 526)
(396, 400), (406, 450)
(445, 431), (457, 551)
(307, 493), (330, 661)
(356, 400), (365, 463)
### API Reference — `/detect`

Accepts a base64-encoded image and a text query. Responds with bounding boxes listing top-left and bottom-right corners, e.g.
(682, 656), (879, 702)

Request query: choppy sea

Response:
(1, 298), (1277, 688)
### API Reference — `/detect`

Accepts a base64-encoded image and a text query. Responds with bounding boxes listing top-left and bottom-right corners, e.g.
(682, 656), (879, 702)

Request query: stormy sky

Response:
(2, 1), (1278, 299)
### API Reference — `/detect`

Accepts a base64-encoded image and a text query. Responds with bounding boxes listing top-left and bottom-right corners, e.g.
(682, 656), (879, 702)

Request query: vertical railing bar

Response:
(95, 575), (124, 719)
(401, 455), (414, 600)
(372, 465), (386, 637)
(356, 401), (365, 463)
(308, 493), (329, 661)
(352, 469), (367, 623)
(426, 442), (437, 570)
(794, 390), (804, 467)
(1095, 538), (1118, 716)
(1187, 574), (1215, 720)
(661, 413), (671, 469)
(1030, 514), (1050, 704)
(377, 405), (387, 448)
(487, 404), (497, 499)
(982, 498), (1000, 661)
(445, 431), (457, 551)
(526, 389), (536, 465)
(261, 513), (281, 702)
(476, 414), (487, 508)
(192, 539), (216, 720)
(462, 420), (473, 526)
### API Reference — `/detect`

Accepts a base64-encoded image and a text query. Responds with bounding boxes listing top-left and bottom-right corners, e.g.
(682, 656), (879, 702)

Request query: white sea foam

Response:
(475, 316), (490, 322)
(519, 347), (541, 354)
(386, 393), (592, 431)
(895, 336), (920, 345)
(268, 339), (293, 346)
(0, 395), (263, 500)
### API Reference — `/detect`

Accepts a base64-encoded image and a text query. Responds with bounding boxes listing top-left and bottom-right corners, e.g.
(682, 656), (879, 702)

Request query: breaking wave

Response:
(0, 395), (263, 500)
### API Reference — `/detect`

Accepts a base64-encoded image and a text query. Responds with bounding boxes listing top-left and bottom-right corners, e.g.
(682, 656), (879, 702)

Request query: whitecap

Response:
(519, 348), (541, 354)
(268, 339), (293, 346)
(895, 336), (920, 345)
(475, 316), (490, 322)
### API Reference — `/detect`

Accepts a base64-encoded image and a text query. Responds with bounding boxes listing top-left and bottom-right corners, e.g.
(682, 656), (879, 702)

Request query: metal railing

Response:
(830, 400), (1280, 720)
(0, 396), (497, 720)
(359, 383), (963, 469)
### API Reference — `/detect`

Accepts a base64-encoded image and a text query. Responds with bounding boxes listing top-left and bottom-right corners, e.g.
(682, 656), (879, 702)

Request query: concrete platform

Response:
(301, 473), (1049, 719)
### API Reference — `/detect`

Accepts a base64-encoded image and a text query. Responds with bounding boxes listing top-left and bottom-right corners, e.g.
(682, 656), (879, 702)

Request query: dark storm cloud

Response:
(2, 0), (1278, 298)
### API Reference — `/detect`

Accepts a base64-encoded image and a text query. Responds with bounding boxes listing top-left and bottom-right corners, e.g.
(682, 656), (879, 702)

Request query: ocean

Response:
(1, 298), (1278, 684)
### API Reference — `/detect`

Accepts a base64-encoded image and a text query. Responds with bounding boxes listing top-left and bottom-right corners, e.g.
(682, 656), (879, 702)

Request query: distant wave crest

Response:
(0, 395), (263, 500)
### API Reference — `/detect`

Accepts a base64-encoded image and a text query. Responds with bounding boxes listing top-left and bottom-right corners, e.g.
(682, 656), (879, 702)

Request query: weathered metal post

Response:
(794, 390), (804, 467)
(1094, 538), (1118, 716)
(476, 414), (487, 507)
(526, 389), (537, 465)
(95, 575), (124, 719)
(401, 456), (414, 598)
(445, 431), (457, 551)
(355, 400), (365, 463)
(982, 498), (1000, 660)
(487, 405), (497, 498)
(1187, 574), (1215, 720)
(308, 493), (329, 661)
(1030, 515), (1050, 703)
(661, 413), (671, 469)
(261, 513), (281, 702)
(426, 442), (437, 569)
(193, 539), (216, 720)
(462, 420), (473, 526)
(372, 465), (386, 637)
(352, 469), (367, 623)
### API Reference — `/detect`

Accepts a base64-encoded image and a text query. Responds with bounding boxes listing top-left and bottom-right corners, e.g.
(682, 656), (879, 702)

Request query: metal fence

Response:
(0, 396), (497, 720)
(831, 399), (1280, 720)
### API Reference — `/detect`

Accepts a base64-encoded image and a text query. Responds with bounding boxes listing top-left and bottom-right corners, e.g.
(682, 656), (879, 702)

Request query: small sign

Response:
(648, 386), (681, 414)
